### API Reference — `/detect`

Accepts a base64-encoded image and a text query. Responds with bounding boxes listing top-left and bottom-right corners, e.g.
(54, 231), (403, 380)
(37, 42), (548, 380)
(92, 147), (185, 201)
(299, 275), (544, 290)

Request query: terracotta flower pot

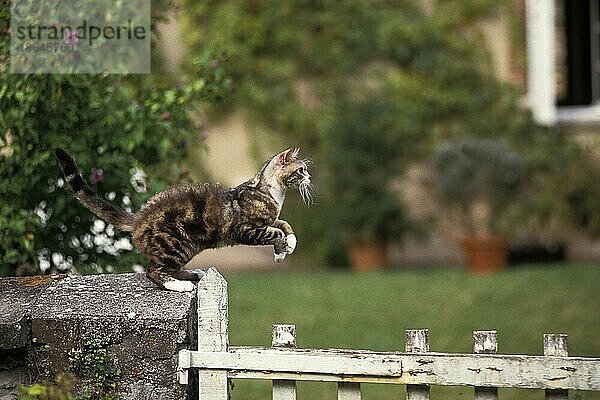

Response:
(348, 242), (387, 271)
(462, 235), (510, 274)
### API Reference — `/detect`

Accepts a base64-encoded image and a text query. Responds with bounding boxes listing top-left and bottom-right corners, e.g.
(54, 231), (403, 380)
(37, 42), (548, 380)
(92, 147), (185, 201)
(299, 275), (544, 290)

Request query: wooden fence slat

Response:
(272, 324), (297, 400)
(337, 382), (361, 400)
(473, 330), (499, 400)
(198, 267), (229, 400)
(544, 334), (569, 400)
(406, 329), (430, 400)
(187, 347), (600, 390)
(178, 269), (600, 397)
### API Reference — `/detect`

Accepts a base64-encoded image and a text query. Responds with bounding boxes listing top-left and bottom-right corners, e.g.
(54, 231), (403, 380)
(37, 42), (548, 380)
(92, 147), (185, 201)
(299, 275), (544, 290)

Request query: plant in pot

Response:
(322, 97), (419, 271)
(431, 138), (525, 273)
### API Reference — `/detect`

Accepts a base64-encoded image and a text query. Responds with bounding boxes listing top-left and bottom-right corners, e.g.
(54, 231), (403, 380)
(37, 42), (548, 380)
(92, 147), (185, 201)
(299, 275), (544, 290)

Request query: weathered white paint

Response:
(177, 346), (190, 385)
(272, 324), (297, 400)
(273, 324), (297, 348)
(272, 380), (296, 400)
(405, 329), (430, 353)
(197, 268), (229, 400)
(178, 269), (600, 398)
(474, 330), (498, 400)
(406, 329), (430, 400)
(525, 0), (557, 125)
(544, 334), (568, 357)
(544, 334), (569, 400)
(337, 382), (361, 400)
(473, 330), (498, 354)
(180, 347), (600, 390)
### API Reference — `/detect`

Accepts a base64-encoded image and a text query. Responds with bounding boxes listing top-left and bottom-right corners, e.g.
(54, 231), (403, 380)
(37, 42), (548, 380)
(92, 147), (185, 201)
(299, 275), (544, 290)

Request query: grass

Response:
(223, 263), (600, 400)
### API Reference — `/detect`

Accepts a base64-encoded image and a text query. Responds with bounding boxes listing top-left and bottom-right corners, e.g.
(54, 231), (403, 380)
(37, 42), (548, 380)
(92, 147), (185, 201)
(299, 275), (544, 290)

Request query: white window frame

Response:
(525, 0), (600, 125)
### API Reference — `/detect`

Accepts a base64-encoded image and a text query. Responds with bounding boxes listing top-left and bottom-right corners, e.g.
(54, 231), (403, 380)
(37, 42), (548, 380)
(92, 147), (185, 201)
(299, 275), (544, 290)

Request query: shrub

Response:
(0, 2), (232, 276)
(431, 138), (525, 235)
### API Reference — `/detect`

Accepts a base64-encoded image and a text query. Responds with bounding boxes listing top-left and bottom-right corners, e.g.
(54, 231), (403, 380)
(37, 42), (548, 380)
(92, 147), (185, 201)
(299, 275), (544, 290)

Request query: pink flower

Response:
(1, 26), (8, 35)
(65, 30), (78, 45)
(160, 111), (170, 120)
(90, 168), (103, 183)
(210, 60), (220, 69)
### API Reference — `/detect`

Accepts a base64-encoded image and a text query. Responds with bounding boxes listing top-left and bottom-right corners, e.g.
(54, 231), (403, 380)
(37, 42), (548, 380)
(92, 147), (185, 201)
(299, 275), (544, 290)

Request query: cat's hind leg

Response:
(173, 269), (206, 281)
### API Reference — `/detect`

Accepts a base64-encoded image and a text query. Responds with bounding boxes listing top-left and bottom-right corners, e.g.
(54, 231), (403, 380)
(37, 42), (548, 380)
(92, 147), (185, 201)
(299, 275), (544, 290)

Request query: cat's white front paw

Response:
(285, 234), (297, 254)
(274, 252), (286, 263)
(163, 280), (196, 292)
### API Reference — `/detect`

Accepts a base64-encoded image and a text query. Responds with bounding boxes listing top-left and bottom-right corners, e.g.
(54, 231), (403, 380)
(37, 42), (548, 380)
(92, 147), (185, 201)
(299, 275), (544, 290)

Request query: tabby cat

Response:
(55, 147), (312, 292)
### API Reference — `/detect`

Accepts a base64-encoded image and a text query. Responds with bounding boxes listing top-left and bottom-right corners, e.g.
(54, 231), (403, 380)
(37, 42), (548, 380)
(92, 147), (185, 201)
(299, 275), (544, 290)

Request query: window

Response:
(555, 0), (599, 106)
(526, 0), (600, 124)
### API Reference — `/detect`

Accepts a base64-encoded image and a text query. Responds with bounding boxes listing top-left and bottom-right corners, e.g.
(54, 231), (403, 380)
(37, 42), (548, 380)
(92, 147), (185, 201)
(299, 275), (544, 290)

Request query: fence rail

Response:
(178, 268), (600, 399)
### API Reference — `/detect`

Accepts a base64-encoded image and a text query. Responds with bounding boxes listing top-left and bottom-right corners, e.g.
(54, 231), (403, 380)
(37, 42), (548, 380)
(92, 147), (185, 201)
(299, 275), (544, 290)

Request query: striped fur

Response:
(55, 148), (136, 231)
(55, 147), (311, 291)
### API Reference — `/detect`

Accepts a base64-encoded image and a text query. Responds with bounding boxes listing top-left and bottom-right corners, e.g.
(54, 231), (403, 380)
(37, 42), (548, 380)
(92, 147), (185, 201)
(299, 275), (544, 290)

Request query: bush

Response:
(511, 129), (600, 240)
(322, 96), (422, 245)
(431, 138), (525, 235)
(0, 2), (232, 276)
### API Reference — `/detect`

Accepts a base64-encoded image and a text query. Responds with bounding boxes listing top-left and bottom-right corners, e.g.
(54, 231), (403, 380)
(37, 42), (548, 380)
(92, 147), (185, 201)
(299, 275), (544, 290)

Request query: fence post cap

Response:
(473, 330), (498, 354)
(272, 324), (297, 348)
(543, 333), (568, 356)
(405, 329), (430, 353)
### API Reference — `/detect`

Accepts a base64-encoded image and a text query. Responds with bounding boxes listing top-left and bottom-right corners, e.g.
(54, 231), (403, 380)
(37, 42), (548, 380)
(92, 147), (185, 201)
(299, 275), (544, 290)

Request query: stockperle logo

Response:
(10, 0), (150, 74)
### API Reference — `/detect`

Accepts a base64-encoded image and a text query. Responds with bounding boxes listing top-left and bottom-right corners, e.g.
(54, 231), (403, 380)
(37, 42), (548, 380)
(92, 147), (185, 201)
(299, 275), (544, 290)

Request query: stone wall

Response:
(0, 273), (196, 400)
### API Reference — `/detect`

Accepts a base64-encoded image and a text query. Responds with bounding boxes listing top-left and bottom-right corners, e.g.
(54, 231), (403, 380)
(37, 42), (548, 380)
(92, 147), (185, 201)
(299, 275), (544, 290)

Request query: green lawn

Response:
(223, 264), (600, 400)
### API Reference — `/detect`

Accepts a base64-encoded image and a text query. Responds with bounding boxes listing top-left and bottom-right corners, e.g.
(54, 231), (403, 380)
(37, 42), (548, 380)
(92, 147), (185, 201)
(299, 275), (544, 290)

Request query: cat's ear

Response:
(277, 147), (300, 165)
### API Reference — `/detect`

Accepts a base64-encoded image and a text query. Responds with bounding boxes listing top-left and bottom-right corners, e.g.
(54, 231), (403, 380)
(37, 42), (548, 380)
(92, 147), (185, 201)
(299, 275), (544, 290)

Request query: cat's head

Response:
(260, 148), (313, 205)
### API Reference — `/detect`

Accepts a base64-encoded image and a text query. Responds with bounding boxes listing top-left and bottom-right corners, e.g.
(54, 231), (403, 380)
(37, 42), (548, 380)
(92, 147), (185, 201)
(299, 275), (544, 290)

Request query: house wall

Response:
(158, 4), (600, 269)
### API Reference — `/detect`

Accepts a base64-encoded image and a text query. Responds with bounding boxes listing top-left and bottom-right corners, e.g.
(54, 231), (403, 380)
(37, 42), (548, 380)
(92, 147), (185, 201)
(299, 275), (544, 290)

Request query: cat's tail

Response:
(55, 148), (137, 232)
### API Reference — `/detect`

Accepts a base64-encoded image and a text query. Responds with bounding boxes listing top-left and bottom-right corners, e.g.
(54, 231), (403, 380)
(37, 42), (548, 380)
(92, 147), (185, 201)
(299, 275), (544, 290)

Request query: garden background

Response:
(1, 1), (599, 399)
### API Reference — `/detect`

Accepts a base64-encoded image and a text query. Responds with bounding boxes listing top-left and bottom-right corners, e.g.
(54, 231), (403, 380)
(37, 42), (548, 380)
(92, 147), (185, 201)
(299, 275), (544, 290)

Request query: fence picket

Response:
(406, 329), (430, 400)
(197, 268), (229, 400)
(473, 330), (499, 400)
(178, 269), (600, 398)
(337, 382), (361, 400)
(544, 334), (569, 400)
(272, 324), (297, 400)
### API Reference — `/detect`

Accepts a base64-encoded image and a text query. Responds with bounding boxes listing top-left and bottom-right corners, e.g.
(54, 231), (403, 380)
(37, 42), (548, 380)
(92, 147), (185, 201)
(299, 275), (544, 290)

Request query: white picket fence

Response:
(177, 268), (600, 399)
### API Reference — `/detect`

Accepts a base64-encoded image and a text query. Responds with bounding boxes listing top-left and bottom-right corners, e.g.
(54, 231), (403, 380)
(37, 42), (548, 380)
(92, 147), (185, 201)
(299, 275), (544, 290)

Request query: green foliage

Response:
(431, 138), (525, 235)
(0, 1), (232, 276)
(512, 129), (600, 239)
(68, 337), (121, 400)
(321, 95), (423, 244)
(566, 160), (600, 236)
(18, 375), (75, 400)
(19, 337), (120, 400)
(181, 0), (535, 261)
(182, 0), (514, 143)
(9, 0), (149, 73)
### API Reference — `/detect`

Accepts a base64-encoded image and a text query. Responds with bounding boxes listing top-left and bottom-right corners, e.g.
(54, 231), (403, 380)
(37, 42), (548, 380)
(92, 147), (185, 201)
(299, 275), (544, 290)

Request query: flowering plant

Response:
(0, 2), (232, 275)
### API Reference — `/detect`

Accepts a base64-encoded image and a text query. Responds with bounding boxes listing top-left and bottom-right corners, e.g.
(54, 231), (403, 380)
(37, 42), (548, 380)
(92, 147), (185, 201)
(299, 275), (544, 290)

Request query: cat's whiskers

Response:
(299, 180), (314, 206)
